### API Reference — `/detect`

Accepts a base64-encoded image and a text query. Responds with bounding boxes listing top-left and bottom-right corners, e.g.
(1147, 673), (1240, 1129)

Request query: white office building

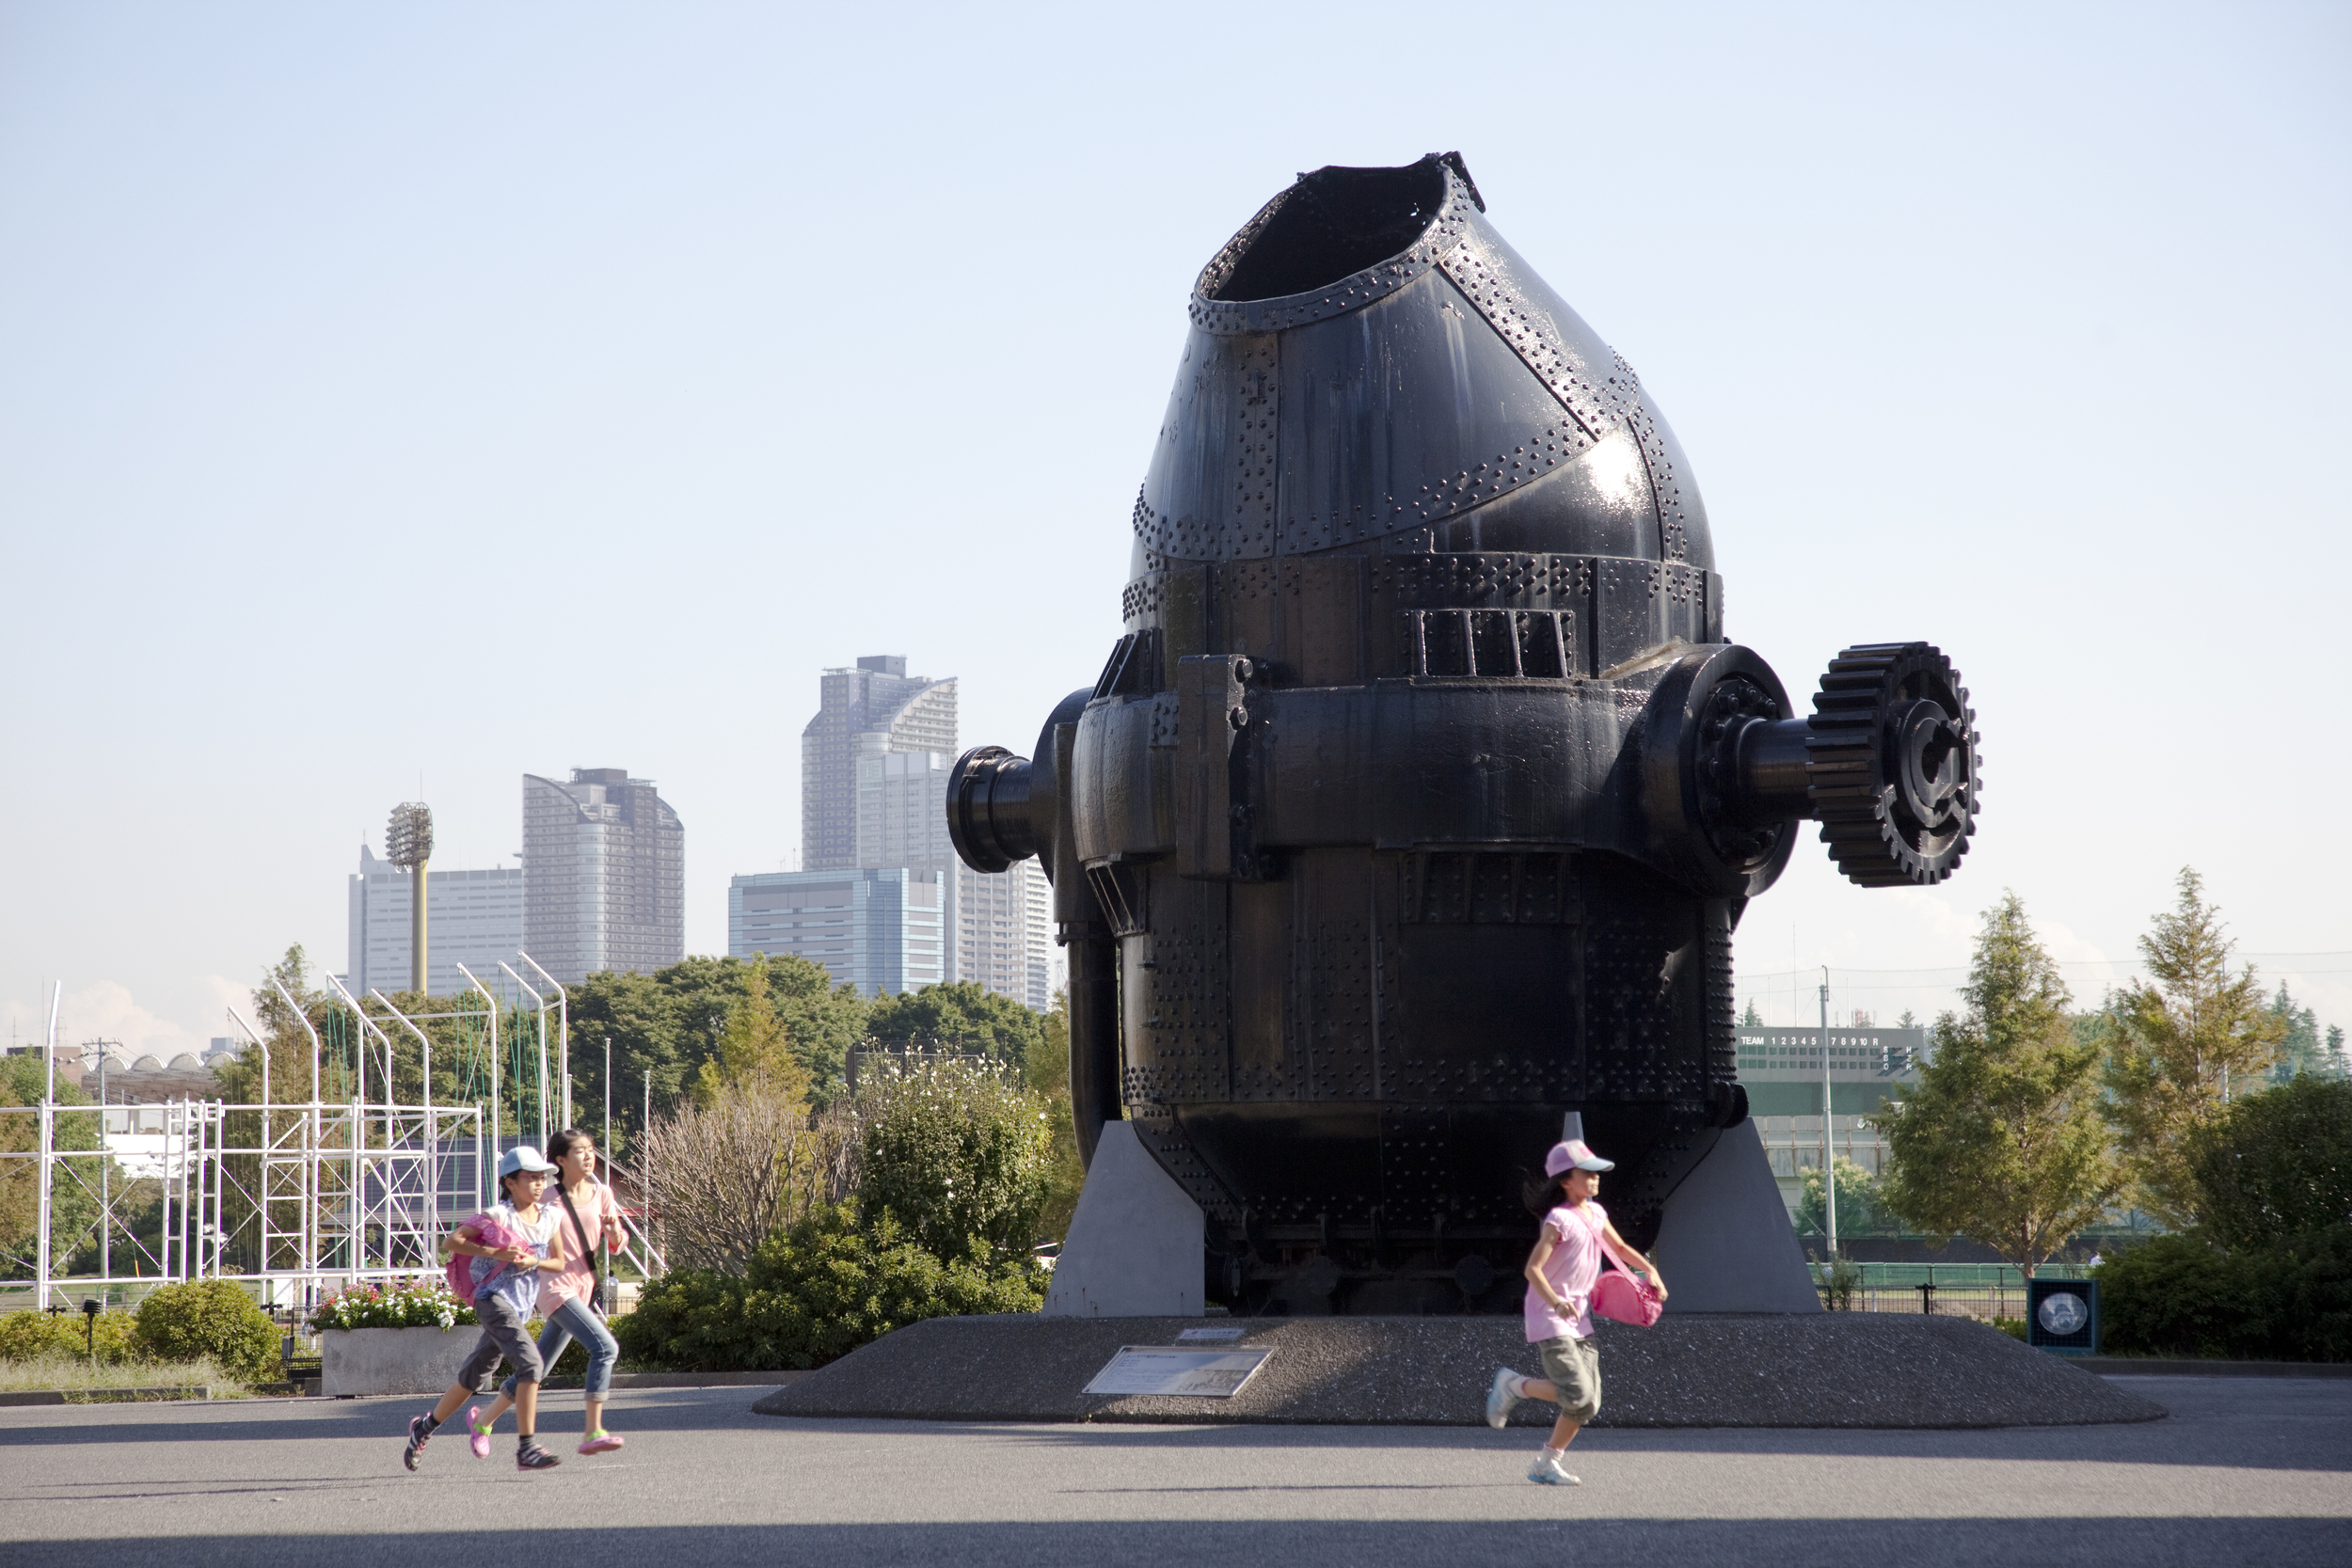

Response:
(346, 845), (524, 998)
(728, 867), (946, 997)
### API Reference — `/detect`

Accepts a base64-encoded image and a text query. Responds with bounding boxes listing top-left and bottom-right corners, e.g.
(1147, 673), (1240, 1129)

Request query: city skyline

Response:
(4, 7), (2344, 1056)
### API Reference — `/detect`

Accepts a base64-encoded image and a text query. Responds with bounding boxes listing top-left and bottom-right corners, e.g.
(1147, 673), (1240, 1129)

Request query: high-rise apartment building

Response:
(801, 656), (957, 872)
(521, 768), (685, 984)
(728, 867), (946, 997)
(781, 655), (1059, 1007)
(346, 846), (524, 998)
(958, 858), (1056, 1011)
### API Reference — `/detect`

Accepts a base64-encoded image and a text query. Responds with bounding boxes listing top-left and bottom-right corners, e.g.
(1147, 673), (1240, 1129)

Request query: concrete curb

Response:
(0, 1386), (214, 1406)
(2082, 1356), (2352, 1378)
(754, 1313), (2167, 1429)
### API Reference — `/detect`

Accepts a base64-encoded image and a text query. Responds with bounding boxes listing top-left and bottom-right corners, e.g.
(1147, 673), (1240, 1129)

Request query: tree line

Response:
(1869, 869), (2348, 1283)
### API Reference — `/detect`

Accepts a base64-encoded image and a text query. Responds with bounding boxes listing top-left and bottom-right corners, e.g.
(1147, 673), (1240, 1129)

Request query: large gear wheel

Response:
(1806, 642), (1979, 887)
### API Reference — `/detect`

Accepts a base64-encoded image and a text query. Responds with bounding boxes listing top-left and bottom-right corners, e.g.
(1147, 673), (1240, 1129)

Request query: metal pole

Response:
(517, 953), (569, 1132)
(159, 1101), (173, 1283)
(458, 965), (500, 1202)
(37, 982), (58, 1309)
(325, 974), (395, 1147)
(411, 854), (429, 996)
(1820, 967), (1836, 1262)
(324, 975), (397, 1269)
(500, 963), (548, 1148)
(269, 977), (321, 1109)
(371, 990), (438, 1250)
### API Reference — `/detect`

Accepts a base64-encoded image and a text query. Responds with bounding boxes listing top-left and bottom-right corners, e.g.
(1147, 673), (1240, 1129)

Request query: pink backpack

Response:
(443, 1213), (525, 1307)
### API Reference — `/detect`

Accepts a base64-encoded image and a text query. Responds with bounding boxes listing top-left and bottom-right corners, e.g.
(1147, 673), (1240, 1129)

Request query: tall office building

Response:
(521, 768), (686, 984)
(346, 845), (524, 998)
(728, 867), (946, 997)
(801, 657), (957, 872)
(958, 858), (1057, 1011)
(780, 655), (1058, 1007)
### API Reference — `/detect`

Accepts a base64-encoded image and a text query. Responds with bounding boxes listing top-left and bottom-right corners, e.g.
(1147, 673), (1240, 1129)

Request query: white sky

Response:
(2, 2), (2346, 1056)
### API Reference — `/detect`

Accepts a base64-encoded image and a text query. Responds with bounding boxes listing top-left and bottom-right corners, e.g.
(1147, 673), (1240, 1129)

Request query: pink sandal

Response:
(467, 1406), (491, 1459)
(578, 1430), (625, 1455)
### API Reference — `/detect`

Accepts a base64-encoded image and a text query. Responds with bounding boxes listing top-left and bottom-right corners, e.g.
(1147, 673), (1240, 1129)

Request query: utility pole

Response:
(387, 803), (434, 994)
(1820, 967), (1836, 1260)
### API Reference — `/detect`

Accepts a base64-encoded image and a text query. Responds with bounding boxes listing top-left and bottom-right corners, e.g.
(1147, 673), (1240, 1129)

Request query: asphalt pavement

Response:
(1, 1377), (2346, 1567)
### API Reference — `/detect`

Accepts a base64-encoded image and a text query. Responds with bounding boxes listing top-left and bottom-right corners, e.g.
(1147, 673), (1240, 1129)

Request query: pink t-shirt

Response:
(1522, 1199), (1610, 1343)
(537, 1180), (621, 1313)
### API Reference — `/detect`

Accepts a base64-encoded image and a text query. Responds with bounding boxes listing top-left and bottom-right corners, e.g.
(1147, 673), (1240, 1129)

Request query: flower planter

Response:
(320, 1326), (476, 1397)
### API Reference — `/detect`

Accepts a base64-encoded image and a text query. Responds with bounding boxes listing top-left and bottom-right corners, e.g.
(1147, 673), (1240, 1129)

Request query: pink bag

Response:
(442, 1214), (524, 1307)
(1577, 1204), (1663, 1327)
(1591, 1269), (1663, 1326)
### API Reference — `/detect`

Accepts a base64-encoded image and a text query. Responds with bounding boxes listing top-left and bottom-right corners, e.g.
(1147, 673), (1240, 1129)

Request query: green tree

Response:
(2266, 982), (2328, 1084)
(1878, 892), (2118, 1276)
(0, 1058), (112, 1278)
(2186, 1075), (2352, 1252)
(2101, 869), (2289, 1226)
(1797, 1154), (1902, 1239)
(1022, 989), (1085, 1243)
(854, 1056), (1056, 1262)
(866, 981), (1047, 1069)
(571, 954), (866, 1151)
(1740, 1000), (1764, 1027)
(692, 957), (812, 1110)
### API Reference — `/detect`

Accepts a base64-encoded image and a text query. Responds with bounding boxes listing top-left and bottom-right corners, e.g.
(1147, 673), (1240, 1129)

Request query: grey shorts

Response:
(1535, 1333), (1601, 1423)
(455, 1293), (543, 1394)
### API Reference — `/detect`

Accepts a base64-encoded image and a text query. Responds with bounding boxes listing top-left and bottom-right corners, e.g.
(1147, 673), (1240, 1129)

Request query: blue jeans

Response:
(501, 1296), (617, 1402)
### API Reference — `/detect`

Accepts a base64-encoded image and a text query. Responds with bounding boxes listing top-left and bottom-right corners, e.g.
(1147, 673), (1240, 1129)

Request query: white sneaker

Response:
(1528, 1450), (1581, 1486)
(1485, 1367), (1520, 1430)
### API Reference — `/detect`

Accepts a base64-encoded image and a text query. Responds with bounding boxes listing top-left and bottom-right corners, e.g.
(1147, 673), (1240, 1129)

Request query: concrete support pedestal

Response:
(1651, 1118), (1823, 1313)
(1043, 1120), (1204, 1318)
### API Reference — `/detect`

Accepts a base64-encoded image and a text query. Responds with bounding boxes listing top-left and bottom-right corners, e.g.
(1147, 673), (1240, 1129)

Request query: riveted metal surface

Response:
(952, 153), (1978, 1297)
(1438, 222), (1640, 444)
(1188, 159), (1480, 336)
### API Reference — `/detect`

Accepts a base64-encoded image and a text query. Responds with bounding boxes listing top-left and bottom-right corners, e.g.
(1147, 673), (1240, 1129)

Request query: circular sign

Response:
(2038, 1291), (2089, 1336)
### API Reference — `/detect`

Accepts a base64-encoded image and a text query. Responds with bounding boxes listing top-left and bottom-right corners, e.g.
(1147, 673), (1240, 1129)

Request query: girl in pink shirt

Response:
(470, 1128), (629, 1457)
(1482, 1136), (1666, 1486)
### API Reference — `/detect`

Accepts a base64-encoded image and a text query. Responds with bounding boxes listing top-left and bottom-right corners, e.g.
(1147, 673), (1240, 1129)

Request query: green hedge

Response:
(616, 1206), (1044, 1372)
(134, 1280), (280, 1380)
(2098, 1227), (2352, 1361)
(0, 1307), (144, 1365)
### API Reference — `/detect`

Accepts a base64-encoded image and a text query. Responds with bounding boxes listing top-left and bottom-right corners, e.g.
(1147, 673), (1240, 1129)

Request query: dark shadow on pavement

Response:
(14, 1518), (2352, 1568)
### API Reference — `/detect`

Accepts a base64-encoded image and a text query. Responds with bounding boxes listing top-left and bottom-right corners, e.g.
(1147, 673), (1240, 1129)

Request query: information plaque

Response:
(1083, 1345), (1273, 1398)
(1175, 1326), (1246, 1343)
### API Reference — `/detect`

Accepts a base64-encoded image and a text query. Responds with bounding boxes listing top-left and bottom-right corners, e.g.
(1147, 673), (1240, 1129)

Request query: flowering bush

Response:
(307, 1278), (474, 1333)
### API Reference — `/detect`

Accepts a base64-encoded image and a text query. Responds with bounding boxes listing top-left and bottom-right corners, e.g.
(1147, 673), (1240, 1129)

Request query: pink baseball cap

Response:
(1544, 1138), (1615, 1176)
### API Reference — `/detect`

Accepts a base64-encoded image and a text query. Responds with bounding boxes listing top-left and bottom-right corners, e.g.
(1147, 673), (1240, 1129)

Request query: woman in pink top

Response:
(1481, 1136), (1667, 1486)
(471, 1128), (629, 1457)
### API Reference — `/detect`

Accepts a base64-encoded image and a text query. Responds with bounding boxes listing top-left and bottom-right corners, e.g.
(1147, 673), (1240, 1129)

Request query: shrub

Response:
(642, 1079), (854, 1275)
(308, 1279), (473, 1332)
(855, 1057), (1056, 1262)
(617, 1206), (1044, 1371)
(0, 1307), (143, 1366)
(134, 1279), (279, 1380)
(2096, 1227), (2352, 1361)
(2188, 1077), (2352, 1251)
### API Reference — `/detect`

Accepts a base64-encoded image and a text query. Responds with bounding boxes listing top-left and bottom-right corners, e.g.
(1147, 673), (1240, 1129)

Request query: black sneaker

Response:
(516, 1441), (563, 1471)
(403, 1416), (434, 1472)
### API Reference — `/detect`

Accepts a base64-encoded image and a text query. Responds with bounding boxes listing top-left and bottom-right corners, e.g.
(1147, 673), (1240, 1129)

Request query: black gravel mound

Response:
(751, 1313), (2165, 1429)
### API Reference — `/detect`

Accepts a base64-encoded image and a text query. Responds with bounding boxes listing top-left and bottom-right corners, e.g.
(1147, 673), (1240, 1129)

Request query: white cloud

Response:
(1, 982), (207, 1064)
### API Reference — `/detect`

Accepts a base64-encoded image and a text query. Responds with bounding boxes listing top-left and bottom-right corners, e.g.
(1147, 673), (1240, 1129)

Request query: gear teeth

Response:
(1802, 641), (1979, 890)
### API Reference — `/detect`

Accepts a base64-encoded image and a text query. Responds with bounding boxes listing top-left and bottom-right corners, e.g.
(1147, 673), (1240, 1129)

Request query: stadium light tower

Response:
(386, 801), (434, 994)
